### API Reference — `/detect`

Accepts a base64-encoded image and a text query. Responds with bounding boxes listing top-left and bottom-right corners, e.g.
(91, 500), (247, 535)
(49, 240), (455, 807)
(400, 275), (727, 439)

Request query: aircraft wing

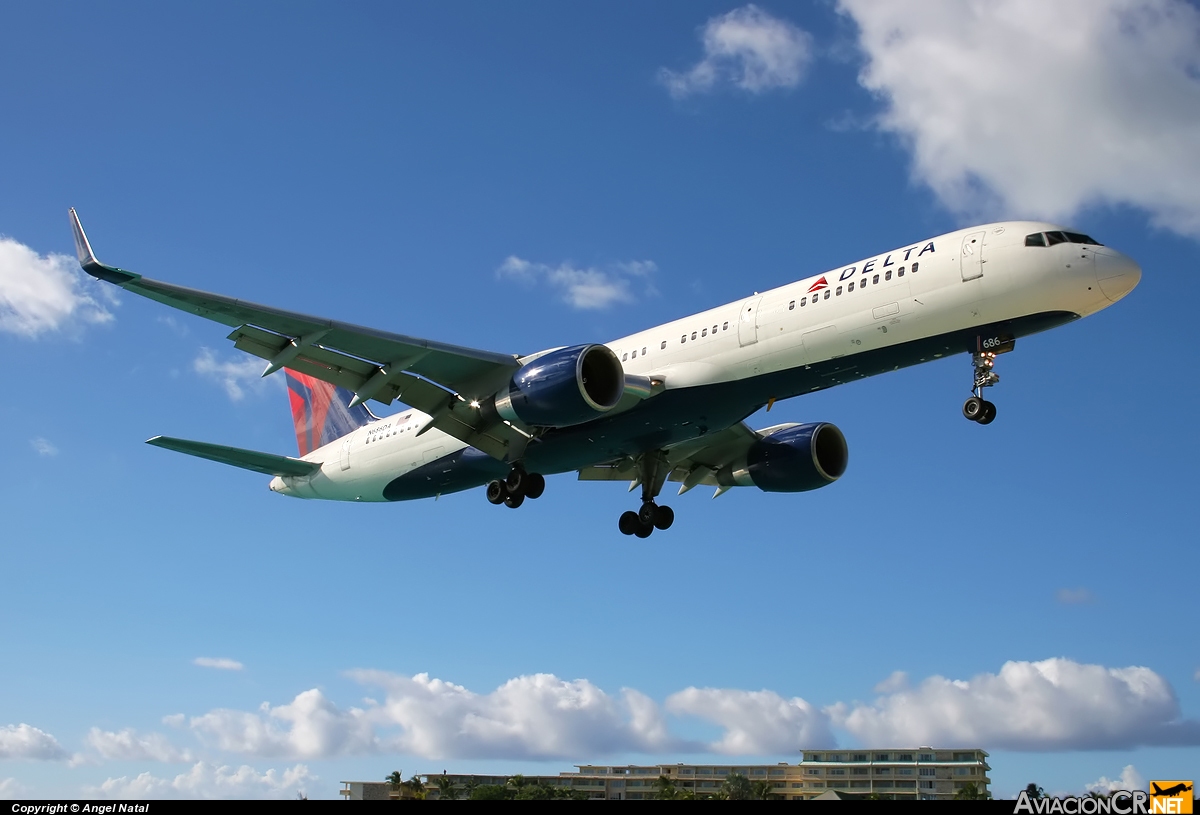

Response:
(71, 209), (527, 460)
(146, 436), (321, 477)
(578, 421), (791, 497)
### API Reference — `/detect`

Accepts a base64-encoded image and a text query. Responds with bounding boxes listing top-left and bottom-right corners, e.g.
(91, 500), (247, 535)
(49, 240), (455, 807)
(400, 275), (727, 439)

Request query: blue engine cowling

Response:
(490, 344), (625, 428)
(717, 423), (849, 492)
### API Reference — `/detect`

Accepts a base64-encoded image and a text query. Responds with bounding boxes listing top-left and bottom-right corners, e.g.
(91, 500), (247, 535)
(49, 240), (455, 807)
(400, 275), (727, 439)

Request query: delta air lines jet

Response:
(68, 210), (1140, 536)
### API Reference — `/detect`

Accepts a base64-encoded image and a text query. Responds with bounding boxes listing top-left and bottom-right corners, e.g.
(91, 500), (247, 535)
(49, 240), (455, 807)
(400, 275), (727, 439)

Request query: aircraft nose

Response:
(1094, 248), (1141, 303)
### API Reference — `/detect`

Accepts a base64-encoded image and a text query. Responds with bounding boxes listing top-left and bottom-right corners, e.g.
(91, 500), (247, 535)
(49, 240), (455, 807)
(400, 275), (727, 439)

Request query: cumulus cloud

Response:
(830, 658), (1200, 750)
(1056, 588), (1096, 605)
(0, 236), (115, 337)
(0, 724), (68, 761)
(873, 670), (909, 694)
(193, 348), (280, 401)
(189, 689), (376, 759)
(666, 688), (833, 754)
(354, 671), (682, 760)
(0, 778), (27, 800)
(496, 256), (656, 310)
(660, 5), (814, 98)
(838, 0), (1200, 238)
(1087, 765), (1145, 794)
(81, 728), (194, 764)
(86, 762), (315, 800)
(194, 657), (244, 671)
(29, 437), (58, 457)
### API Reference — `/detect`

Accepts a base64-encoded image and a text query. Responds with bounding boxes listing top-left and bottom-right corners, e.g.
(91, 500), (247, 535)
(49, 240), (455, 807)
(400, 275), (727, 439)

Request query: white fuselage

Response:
(271, 221), (1140, 502)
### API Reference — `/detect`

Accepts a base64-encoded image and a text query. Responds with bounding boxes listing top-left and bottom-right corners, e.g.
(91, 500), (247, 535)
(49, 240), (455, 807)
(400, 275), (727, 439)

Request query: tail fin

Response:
(285, 369), (374, 456)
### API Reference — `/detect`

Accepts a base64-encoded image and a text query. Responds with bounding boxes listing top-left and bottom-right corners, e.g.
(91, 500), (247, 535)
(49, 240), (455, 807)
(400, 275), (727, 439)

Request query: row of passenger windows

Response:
(1025, 231), (1102, 247)
(788, 263), (918, 310)
(621, 262), (921, 362)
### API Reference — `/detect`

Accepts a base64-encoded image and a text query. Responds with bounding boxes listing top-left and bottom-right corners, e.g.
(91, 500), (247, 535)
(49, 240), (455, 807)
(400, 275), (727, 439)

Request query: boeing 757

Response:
(68, 210), (1140, 536)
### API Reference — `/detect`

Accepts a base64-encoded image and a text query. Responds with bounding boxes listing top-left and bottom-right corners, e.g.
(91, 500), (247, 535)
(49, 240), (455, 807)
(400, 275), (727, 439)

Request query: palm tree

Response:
(1026, 783), (1047, 799)
(385, 770), (404, 798)
(507, 774), (528, 790)
(721, 772), (752, 801)
(403, 774), (426, 800)
(955, 782), (990, 800)
(435, 774), (459, 801)
(654, 775), (679, 800)
(751, 778), (775, 800)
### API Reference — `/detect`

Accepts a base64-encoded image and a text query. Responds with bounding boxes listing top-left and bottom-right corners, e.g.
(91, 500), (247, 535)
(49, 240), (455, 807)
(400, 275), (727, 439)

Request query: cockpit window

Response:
(1063, 231), (1102, 245)
(1028, 230), (1104, 247)
(1025, 233), (1046, 247)
(1044, 231), (1067, 246)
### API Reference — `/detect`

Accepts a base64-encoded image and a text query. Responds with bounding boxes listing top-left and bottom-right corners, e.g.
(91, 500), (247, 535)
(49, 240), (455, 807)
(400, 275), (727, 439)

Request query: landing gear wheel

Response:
(503, 492), (525, 509)
(486, 480), (507, 505)
(962, 396), (985, 422)
(977, 401), (997, 425)
(505, 467), (527, 495)
(638, 501), (658, 525)
(633, 522), (653, 539)
(653, 505), (674, 531)
(524, 472), (545, 500)
(619, 511), (640, 536)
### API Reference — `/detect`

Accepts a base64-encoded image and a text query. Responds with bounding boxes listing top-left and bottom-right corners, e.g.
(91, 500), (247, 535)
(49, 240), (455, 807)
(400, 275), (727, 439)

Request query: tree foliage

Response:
(721, 772), (753, 801)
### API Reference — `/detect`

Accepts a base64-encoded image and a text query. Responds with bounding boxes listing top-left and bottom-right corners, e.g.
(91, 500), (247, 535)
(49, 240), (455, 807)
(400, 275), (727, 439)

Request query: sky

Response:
(1, 0), (1198, 801)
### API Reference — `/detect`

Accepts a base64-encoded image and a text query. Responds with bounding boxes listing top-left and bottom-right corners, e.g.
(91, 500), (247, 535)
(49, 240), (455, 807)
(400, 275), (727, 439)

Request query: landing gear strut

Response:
(963, 347), (999, 425)
(618, 452), (675, 537)
(486, 464), (545, 509)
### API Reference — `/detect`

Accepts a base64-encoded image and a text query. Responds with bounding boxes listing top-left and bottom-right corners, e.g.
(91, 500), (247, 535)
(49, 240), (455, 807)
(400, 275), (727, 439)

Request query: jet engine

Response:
(486, 344), (625, 428)
(717, 423), (848, 492)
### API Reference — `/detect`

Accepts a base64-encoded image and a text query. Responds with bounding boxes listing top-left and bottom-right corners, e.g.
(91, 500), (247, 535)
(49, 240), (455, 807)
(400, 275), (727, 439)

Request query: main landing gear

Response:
(962, 348), (999, 425)
(486, 465), (545, 509)
(618, 452), (675, 538)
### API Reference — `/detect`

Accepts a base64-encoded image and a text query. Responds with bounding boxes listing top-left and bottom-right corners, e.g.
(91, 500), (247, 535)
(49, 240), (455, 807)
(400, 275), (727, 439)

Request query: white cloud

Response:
(189, 689), (376, 759)
(666, 687), (833, 754)
(0, 723), (68, 761)
(81, 728), (194, 764)
(0, 236), (115, 337)
(838, 0), (1200, 238)
(1086, 765), (1145, 794)
(194, 657), (244, 671)
(1056, 587), (1096, 605)
(193, 348), (280, 401)
(830, 658), (1200, 750)
(497, 256), (657, 310)
(0, 778), (27, 800)
(660, 5), (814, 98)
(354, 670), (682, 760)
(29, 437), (58, 457)
(86, 761), (315, 800)
(873, 670), (909, 694)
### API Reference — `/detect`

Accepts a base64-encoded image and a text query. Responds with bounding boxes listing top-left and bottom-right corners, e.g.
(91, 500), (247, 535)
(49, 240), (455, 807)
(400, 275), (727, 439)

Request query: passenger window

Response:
(898, 267), (905, 277)
(712, 325), (718, 334)
(1045, 231), (1067, 246)
(912, 262), (919, 273)
(681, 335), (686, 343)
(801, 296), (807, 307)
(660, 340), (666, 350)
(789, 300), (795, 310)
(836, 286), (842, 296)
(1025, 233), (1046, 247)
(622, 353), (628, 361)
(873, 274), (879, 284)
(847, 282), (855, 292)
(701, 328), (707, 337)
(691, 331), (697, 340)
(824, 290), (830, 300)
(885, 270), (892, 281)
(631, 349), (637, 358)
(642, 347), (647, 355)
(723, 322), (729, 330)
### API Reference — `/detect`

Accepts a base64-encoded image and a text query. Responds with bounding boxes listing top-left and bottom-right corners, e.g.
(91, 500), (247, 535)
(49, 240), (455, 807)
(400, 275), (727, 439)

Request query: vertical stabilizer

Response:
(285, 370), (374, 456)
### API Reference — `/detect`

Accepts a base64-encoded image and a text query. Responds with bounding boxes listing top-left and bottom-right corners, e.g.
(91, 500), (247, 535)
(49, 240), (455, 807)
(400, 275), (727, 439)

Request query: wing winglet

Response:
(68, 208), (141, 285)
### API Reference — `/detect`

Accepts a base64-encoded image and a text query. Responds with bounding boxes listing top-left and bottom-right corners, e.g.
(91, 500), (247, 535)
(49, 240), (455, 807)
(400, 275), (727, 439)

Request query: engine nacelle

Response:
(490, 344), (625, 428)
(717, 423), (848, 493)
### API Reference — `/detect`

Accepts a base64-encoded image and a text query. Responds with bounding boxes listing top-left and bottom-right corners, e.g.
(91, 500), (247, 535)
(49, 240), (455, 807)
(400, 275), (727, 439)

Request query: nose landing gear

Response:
(485, 464), (545, 509)
(963, 346), (1000, 424)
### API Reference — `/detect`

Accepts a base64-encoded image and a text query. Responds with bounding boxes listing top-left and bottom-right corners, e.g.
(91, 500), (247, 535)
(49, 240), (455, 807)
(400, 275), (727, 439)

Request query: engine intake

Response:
(491, 344), (625, 428)
(718, 423), (848, 493)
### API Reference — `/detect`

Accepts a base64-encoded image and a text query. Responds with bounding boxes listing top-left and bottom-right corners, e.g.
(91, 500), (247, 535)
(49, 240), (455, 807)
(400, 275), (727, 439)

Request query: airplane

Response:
(1151, 783), (1193, 797)
(68, 210), (1140, 536)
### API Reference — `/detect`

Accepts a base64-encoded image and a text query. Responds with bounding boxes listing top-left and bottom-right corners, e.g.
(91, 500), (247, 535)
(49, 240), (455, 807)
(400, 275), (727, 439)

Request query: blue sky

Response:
(1, 0), (1198, 800)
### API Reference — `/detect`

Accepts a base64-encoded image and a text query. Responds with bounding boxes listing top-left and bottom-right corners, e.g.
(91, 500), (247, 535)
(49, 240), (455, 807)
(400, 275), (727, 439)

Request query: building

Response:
(340, 748), (990, 800)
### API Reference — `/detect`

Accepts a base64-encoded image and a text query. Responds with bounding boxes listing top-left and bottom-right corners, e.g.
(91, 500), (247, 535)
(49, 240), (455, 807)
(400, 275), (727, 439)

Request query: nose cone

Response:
(1095, 248), (1142, 303)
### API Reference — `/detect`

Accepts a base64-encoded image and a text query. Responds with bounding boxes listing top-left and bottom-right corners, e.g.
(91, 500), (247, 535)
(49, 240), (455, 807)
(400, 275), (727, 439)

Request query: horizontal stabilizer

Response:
(146, 436), (321, 477)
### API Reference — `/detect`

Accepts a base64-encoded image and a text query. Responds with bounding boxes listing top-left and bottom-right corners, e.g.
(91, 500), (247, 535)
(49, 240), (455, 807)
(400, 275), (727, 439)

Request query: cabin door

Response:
(738, 296), (763, 347)
(960, 231), (986, 281)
